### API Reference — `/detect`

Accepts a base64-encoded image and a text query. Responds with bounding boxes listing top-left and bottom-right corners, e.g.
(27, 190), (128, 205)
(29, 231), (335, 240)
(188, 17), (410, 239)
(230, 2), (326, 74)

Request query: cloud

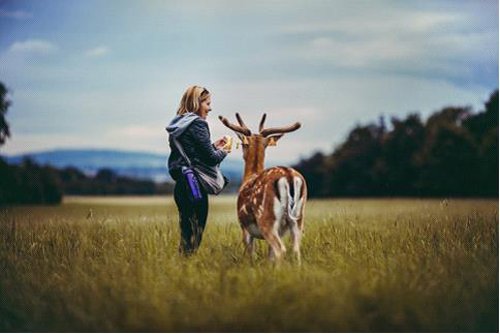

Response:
(85, 46), (110, 58)
(278, 7), (496, 87)
(0, 9), (33, 19)
(282, 11), (462, 36)
(8, 39), (57, 54)
(302, 31), (496, 82)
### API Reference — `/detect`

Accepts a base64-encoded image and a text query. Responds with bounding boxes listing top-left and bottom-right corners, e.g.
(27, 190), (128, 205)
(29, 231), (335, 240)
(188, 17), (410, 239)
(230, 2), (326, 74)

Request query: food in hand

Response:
(223, 135), (233, 152)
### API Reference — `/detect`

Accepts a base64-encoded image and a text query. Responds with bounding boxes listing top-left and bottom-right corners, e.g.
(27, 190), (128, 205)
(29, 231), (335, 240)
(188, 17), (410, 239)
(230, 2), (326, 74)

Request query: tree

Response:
(0, 81), (11, 146)
(326, 123), (385, 196)
(463, 91), (497, 142)
(374, 114), (426, 196)
(463, 90), (499, 196)
(95, 168), (117, 183)
(415, 107), (478, 196)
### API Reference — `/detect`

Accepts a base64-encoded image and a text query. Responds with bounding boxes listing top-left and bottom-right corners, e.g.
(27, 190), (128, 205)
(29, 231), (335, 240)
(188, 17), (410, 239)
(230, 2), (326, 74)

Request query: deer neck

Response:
(242, 146), (265, 182)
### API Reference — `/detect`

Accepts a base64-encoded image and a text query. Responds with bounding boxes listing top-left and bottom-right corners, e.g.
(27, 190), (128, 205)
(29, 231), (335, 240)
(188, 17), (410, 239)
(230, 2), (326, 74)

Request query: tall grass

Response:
(0, 196), (497, 331)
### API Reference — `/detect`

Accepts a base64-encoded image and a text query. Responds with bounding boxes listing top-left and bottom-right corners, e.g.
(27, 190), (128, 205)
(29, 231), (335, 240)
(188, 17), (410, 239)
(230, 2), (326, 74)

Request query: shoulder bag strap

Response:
(172, 137), (192, 167)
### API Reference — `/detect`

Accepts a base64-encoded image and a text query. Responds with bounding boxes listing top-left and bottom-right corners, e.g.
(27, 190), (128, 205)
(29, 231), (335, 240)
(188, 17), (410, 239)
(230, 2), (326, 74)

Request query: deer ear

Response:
(266, 134), (283, 147)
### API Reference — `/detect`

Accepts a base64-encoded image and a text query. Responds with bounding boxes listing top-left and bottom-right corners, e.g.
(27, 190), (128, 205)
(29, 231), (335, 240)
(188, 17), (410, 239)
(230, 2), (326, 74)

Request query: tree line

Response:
(293, 90), (498, 198)
(0, 158), (174, 205)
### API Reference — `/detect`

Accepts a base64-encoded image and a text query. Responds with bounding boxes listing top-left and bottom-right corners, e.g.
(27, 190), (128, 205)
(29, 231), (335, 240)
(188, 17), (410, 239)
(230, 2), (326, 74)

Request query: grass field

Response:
(0, 196), (497, 332)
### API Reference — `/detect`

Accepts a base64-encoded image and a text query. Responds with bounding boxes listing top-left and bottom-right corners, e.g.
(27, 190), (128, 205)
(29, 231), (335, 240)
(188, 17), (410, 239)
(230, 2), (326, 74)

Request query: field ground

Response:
(0, 196), (498, 331)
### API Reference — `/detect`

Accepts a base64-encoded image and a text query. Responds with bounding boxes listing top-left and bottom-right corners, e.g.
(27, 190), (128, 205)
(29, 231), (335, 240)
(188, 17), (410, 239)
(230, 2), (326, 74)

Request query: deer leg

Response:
(242, 228), (254, 258)
(290, 221), (302, 265)
(262, 204), (287, 262)
(263, 230), (286, 262)
(268, 244), (276, 261)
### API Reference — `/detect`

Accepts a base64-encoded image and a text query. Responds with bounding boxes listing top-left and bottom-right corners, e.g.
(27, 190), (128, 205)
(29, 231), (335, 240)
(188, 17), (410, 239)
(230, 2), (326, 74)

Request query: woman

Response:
(166, 85), (229, 255)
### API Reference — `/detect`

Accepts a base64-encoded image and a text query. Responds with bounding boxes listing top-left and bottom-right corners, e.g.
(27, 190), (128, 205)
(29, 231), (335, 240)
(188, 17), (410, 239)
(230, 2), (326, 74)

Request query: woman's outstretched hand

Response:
(214, 136), (233, 152)
(213, 137), (228, 150)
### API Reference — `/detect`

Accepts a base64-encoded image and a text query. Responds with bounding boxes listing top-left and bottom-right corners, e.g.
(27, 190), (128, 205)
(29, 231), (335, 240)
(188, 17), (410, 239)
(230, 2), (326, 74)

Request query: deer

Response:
(219, 113), (307, 264)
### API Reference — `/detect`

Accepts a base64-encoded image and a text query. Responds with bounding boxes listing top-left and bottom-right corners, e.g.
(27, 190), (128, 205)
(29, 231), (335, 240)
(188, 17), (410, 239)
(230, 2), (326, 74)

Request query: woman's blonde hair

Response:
(176, 85), (210, 115)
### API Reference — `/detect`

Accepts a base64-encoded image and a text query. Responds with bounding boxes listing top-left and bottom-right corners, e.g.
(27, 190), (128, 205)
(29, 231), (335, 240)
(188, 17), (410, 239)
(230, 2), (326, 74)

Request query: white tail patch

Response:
(290, 176), (303, 221)
(275, 176), (303, 223)
(274, 178), (289, 224)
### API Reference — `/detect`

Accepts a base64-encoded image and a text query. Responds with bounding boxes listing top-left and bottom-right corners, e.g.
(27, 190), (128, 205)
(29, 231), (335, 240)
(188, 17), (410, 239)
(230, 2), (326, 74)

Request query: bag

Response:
(173, 138), (228, 196)
(192, 162), (228, 195)
(181, 166), (203, 202)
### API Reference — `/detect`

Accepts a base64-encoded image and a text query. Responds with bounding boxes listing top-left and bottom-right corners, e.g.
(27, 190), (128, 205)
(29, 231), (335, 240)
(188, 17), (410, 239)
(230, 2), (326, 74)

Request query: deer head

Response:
(219, 113), (301, 181)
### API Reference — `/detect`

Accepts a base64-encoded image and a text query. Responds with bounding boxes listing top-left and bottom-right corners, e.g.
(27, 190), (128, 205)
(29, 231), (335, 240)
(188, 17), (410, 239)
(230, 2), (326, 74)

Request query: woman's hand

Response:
(214, 136), (233, 153)
(213, 137), (228, 150)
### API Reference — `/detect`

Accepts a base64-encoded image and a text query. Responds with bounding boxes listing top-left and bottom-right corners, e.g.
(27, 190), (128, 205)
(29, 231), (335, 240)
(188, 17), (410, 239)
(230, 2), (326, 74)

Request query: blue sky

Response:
(0, 0), (498, 164)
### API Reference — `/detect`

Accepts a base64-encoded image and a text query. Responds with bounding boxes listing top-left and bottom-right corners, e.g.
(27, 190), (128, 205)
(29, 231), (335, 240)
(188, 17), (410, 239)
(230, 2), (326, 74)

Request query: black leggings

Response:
(174, 177), (209, 255)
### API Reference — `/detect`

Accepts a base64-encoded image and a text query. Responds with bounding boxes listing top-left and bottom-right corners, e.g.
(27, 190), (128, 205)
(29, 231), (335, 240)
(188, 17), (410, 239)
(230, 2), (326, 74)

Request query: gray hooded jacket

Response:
(166, 112), (227, 180)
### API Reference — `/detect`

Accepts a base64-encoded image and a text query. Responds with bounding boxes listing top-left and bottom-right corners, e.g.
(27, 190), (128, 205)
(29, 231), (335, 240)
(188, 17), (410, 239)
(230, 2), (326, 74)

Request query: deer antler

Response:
(235, 113), (250, 130)
(259, 113), (267, 133)
(260, 122), (301, 137)
(218, 114), (252, 136)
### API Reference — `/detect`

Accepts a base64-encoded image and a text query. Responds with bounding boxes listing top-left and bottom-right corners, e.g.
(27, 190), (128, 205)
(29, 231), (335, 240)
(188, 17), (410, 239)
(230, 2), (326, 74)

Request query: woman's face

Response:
(197, 96), (212, 119)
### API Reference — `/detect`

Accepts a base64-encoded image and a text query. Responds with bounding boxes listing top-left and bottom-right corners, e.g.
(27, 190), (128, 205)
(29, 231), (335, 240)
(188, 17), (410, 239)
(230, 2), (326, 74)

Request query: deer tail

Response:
(277, 176), (304, 222)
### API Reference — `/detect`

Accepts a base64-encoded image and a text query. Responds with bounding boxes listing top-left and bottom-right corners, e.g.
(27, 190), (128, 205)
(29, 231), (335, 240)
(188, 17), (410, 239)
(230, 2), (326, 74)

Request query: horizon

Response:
(0, 146), (285, 170)
(1, 1), (498, 164)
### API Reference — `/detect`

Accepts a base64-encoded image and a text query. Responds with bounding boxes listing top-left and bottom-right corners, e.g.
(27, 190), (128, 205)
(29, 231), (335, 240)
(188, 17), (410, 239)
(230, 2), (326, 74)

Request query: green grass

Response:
(0, 196), (497, 332)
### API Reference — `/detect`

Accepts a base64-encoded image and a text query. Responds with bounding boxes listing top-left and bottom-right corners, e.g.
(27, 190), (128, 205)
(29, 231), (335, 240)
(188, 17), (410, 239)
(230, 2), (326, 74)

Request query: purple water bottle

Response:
(182, 167), (203, 202)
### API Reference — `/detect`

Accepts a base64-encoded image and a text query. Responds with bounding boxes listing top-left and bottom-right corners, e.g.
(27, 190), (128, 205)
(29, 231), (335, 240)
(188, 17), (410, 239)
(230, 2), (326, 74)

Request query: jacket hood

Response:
(166, 112), (200, 138)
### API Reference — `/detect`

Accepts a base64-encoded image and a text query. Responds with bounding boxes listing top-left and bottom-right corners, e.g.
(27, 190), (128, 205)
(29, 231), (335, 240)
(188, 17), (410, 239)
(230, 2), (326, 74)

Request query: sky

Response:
(0, 0), (498, 164)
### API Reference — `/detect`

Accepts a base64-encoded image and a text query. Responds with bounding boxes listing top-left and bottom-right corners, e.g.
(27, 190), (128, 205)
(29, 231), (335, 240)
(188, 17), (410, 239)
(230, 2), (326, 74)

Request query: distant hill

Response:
(3, 148), (245, 183)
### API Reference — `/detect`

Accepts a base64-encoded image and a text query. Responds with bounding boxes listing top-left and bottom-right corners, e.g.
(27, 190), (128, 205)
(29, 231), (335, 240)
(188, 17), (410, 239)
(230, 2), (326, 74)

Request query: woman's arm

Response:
(190, 119), (227, 166)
